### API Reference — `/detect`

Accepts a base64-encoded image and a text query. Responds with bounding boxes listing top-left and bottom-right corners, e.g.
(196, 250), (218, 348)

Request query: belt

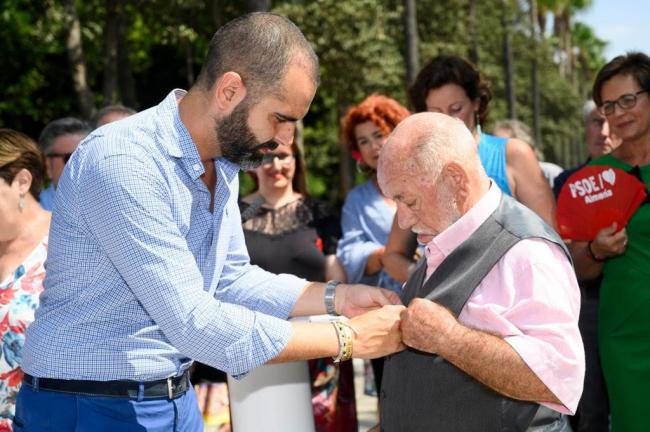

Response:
(23, 369), (191, 400)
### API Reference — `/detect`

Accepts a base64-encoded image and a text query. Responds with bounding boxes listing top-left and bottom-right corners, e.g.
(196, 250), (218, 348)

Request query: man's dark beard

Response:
(217, 101), (278, 169)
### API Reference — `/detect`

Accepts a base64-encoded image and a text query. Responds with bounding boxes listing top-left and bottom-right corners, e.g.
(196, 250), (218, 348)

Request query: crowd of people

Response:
(0, 11), (649, 432)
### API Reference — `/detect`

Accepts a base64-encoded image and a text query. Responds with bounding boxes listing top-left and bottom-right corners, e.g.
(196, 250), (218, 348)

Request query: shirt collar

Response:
(155, 89), (206, 181)
(216, 157), (241, 188)
(156, 89), (242, 186)
(425, 182), (502, 260)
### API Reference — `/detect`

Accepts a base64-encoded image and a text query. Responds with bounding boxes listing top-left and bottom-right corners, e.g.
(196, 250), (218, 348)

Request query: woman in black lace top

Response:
(239, 141), (356, 431)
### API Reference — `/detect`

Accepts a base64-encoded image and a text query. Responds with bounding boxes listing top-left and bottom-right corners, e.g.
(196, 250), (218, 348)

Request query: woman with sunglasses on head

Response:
(238, 140), (355, 432)
(383, 54), (556, 282)
(0, 129), (50, 430)
(573, 52), (650, 432)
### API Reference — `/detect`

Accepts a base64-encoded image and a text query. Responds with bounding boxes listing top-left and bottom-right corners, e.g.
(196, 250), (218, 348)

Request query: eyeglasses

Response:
(598, 90), (647, 116)
(46, 152), (73, 163)
(261, 153), (295, 166)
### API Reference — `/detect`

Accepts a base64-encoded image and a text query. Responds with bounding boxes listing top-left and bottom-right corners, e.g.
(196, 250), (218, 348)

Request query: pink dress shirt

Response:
(424, 184), (584, 414)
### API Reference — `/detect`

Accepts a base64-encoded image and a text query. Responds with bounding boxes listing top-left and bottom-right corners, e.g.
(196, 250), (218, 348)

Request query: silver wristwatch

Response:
(324, 280), (342, 316)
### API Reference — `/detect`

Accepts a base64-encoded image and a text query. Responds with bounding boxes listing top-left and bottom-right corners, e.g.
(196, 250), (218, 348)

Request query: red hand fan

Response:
(556, 165), (647, 240)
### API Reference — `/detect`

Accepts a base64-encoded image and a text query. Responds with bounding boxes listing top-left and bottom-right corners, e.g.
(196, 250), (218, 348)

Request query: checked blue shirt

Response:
(22, 90), (305, 381)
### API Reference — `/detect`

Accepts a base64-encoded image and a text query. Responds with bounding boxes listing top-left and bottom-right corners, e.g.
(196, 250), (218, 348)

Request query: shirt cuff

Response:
(253, 273), (306, 319)
(505, 335), (581, 415)
(226, 311), (293, 378)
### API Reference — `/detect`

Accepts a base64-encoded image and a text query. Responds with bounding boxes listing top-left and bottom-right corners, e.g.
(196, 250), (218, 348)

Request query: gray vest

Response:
(380, 194), (571, 432)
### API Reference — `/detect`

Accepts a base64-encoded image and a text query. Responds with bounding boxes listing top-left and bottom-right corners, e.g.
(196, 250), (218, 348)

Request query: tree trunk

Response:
(244, 0), (271, 12)
(529, 0), (542, 149)
(338, 100), (353, 199)
(467, 0), (479, 65)
(502, 0), (516, 118)
(210, 0), (224, 29)
(403, 0), (419, 88)
(183, 37), (195, 88)
(103, 0), (119, 105)
(62, 0), (95, 119)
(117, 4), (137, 108)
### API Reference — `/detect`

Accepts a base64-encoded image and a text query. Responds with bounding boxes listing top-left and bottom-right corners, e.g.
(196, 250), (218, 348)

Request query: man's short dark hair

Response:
(409, 55), (492, 125)
(195, 12), (319, 99)
(593, 52), (650, 106)
(91, 104), (136, 128)
(38, 117), (92, 154)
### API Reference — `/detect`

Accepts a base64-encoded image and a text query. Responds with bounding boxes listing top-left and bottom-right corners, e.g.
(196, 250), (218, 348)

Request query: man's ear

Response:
(442, 162), (469, 200)
(213, 72), (248, 113)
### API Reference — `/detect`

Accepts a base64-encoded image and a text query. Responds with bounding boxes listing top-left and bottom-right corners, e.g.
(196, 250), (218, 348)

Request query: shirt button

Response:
(192, 163), (201, 171)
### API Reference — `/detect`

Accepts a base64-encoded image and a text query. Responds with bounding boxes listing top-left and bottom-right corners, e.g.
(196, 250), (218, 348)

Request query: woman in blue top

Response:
(383, 55), (556, 282)
(337, 94), (410, 394)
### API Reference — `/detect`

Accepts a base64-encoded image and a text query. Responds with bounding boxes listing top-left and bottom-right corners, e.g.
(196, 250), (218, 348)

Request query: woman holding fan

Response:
(576, 52), (650, 432)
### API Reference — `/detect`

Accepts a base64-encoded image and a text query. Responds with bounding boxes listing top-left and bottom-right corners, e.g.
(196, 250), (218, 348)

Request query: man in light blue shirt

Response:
(16, 13), (404, 432)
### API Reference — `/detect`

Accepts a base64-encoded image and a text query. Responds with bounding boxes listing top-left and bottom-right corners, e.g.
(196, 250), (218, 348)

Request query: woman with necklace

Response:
(0, 129), (50, 431)
(239, 140), (354, 432)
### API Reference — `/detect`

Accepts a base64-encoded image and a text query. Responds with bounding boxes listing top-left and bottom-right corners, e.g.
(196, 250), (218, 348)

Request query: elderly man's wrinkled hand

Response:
(336, 283), (402, 318)
(348, 305), (406, 359)
(401, 298), (459, 355)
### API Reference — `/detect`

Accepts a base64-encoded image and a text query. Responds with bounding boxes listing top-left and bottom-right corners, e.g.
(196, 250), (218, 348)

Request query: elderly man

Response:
(376, 113), (584, 431)
(37, 117), (92, 210)
(553, 101), (622, 432)
(91, 104), (136, 129)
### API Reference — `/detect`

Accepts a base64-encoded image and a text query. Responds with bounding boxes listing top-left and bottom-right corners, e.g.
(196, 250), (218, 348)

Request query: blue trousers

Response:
(14, 382), (204, 432)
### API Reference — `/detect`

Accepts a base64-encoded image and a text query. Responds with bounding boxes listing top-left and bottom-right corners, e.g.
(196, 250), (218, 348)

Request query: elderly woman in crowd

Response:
(0, 129), (50, 430)
(336, 94), (410, 397)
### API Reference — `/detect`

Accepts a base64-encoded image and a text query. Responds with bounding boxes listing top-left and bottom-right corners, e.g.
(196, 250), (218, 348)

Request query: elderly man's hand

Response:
(336, 284), (402, 318)
(401, 298), (459, 355)
(348, 305), (407, 359)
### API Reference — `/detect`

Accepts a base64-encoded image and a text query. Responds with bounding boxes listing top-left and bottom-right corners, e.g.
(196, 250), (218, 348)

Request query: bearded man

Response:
(376, 112), (584, 432)
(16, 13), (404, 431)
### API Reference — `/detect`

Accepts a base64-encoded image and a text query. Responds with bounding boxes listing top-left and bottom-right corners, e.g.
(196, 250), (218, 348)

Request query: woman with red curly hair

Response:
(336, 94), (410, 395)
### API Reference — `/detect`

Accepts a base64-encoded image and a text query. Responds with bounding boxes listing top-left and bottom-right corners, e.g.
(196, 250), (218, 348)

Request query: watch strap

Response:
(324, 280), (341, 316)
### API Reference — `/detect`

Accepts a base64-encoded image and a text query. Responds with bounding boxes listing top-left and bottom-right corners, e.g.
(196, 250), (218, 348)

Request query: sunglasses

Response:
(261, 153), (295, 166)
(46, 152), (73, 163)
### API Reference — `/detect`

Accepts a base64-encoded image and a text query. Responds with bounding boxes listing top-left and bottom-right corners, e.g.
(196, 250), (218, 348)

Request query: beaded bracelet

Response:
(331, 321), (353, 363)
(587, 240), (606, 263)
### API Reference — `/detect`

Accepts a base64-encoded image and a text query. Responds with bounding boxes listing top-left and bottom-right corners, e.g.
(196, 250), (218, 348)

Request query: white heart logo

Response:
(602, 168), (616, 186)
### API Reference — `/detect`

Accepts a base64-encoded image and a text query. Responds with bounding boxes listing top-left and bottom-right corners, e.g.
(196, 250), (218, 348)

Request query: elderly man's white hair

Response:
(583, 100), (598, 125)
(381, 112), (482, 181)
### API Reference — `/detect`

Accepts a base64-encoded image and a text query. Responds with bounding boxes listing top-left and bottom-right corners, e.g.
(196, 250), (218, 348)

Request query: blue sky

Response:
(575, 0), (650, 60)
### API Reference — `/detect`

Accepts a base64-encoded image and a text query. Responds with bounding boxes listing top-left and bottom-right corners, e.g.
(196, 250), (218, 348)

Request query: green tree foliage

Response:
(275, 0), (406, 201)
(0, 0), (608, 201)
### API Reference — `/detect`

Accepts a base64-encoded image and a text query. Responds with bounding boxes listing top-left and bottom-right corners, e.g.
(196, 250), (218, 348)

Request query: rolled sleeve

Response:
(337, 200), (381, 283)
(80, 153), (293, 375)
(215, 200), (305, 319)
(460, 239), (584, 414)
